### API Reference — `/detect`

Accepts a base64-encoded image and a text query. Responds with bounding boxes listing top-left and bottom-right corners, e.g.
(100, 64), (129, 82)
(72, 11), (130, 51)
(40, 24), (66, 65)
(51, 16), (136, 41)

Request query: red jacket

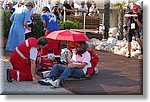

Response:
(89, 50), (99, 68)
(17, 37), (38, 58)
(86, 50), (99, 76)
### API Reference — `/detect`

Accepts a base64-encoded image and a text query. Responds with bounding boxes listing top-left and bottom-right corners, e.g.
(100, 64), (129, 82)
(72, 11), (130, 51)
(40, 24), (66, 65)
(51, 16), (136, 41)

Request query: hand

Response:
(134, 18), (138, 22)
(32, 76), (38, 84)
(37, 56), (42, 64)
(44, 28), (46, 30)
(65, 51), (68, 58)
(68, 63), (74, 68)
(28, 27), (31, 31)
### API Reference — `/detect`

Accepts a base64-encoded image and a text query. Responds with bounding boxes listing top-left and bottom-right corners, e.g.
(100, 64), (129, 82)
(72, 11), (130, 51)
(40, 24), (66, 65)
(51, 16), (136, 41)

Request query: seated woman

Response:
(60, 41), (72, 64)
(38, 41), (91, 88)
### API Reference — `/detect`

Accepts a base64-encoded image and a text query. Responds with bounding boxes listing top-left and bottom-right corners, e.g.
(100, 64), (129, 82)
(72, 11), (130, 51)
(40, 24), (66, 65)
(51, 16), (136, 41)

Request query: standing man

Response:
(124, 5), (143, 58)
(5, 1), (33, 51)
(6, 37), (49, 84)
(78, 1), (88, 16)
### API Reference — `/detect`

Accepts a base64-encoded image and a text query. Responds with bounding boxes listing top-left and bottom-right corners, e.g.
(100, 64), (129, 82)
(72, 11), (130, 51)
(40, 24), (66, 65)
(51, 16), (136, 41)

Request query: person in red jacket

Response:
(86, 45), (99, 76)
(40, 7), (60, 56)
(6, 37), (49, 84)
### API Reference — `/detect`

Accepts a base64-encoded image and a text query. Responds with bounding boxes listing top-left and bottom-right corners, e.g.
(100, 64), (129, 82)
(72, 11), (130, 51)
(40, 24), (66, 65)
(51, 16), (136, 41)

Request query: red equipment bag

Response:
(40, 58), (54, 70)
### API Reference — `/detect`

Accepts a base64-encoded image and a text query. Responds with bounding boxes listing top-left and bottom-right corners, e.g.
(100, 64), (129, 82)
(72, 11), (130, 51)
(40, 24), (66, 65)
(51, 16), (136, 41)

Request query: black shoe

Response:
(6, 69), (12, 82)
(141, 48), (143, 54)
(127, 53), (131, 58)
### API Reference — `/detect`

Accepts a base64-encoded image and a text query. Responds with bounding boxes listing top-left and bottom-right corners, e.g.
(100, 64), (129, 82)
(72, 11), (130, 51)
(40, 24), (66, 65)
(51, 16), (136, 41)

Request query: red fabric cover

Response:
(40, 31), (60, 56)
(86, 50), (99, 76)
(40, 58), (54, 69)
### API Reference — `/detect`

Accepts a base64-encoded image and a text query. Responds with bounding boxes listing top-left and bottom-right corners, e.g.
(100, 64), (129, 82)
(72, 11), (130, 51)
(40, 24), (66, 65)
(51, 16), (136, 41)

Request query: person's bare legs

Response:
(136, 38), (143, 54)
(127, 42), (131, 58)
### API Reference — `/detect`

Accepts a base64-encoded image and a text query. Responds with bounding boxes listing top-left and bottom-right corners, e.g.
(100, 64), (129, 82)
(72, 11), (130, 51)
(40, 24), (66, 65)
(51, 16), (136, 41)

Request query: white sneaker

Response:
(94, 67), (99, 74)
(38, 78), (54, 86)
(51, 79), (61, 88)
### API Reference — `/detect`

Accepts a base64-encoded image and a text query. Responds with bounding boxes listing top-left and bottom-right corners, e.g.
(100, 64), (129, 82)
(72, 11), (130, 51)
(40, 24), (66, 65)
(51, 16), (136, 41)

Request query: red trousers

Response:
(9, 50), (32, 81)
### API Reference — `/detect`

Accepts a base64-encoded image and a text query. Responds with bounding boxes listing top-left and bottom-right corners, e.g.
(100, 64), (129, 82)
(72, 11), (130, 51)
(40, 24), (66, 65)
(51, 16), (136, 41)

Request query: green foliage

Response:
(114, 1), (126, 7)
(32, 14), (45, 38)
(2, 10), (12, 38)
(59, 20), (82, 30)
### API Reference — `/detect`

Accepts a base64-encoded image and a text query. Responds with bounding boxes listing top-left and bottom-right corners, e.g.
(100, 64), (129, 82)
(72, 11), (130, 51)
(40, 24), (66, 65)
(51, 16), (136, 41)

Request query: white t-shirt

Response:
(30, 47), (38, 61)
(70, 51), (91, 74)
(78, 5), (88, 16)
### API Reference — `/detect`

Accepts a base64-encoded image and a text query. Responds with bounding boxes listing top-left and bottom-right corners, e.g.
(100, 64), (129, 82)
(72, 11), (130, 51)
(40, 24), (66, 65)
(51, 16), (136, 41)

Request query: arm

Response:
(65, 51), (71, 64)
(30, 47), (38, 84)
(68, 52), (90, 68)
(65, 8), (74, 13)
(42, 21), (47, 30)
(68, 62), (87, 69)
(41, 14), (46, 30)
(24, 9), (32, 30)
(30, 13), (37, 18)
(30, 59), (38, 84)
(9, 13), (14, 22)
(24, 21), (31, 30)
(134, 18), (143, 28)
(78, 9), (88, 13)
(30, 59), (36, 77)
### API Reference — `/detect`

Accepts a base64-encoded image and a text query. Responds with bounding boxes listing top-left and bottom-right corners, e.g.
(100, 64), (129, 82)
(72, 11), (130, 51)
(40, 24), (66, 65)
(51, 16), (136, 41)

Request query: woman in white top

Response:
(88, 2), (98, 16)
(38, 41), (91, 88)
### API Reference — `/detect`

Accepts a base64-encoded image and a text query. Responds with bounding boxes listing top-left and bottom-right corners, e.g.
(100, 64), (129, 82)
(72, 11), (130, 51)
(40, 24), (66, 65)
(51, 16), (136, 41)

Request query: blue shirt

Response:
(41, 12), (60, 32)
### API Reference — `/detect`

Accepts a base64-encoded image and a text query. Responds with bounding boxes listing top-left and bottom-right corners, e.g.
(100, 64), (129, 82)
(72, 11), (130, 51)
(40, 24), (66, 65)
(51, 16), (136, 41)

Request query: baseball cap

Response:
(133, 5), (138, 13)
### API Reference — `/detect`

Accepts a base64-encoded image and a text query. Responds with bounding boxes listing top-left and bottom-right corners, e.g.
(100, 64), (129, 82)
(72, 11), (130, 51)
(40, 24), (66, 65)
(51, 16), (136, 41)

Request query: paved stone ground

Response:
(62, 51), (143, 95)
(0, 50), (73, 95)
(0, 50), (143, 95)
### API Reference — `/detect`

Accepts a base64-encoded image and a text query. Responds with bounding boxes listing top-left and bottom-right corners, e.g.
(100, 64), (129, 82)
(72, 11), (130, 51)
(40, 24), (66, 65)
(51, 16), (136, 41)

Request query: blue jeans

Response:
(48, 64), (84, 82)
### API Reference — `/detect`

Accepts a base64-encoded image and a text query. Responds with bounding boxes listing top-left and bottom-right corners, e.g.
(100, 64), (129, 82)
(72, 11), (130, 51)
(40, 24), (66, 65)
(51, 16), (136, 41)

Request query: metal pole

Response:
(83, 12), (86, 34)
(63, 7), (66, 22)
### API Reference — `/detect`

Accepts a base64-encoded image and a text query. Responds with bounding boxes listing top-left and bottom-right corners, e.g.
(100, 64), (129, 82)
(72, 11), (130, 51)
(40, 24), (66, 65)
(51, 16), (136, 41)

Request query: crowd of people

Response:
(3, 0), (100, 88)
(1, 0), (99, 51)
(2, 0), (143, 88)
